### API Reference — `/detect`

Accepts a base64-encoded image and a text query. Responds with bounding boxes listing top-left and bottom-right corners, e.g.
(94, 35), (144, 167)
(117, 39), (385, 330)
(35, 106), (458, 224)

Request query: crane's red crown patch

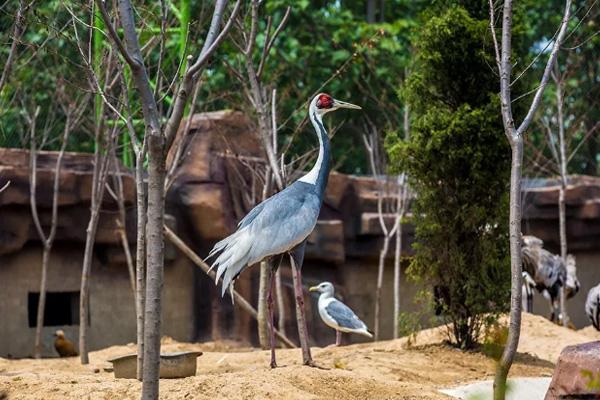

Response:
(316, 93), (334, 109)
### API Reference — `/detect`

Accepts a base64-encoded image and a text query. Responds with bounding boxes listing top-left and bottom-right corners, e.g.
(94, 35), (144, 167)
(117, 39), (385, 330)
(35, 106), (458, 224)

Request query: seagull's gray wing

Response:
(325, 299), (367, 331)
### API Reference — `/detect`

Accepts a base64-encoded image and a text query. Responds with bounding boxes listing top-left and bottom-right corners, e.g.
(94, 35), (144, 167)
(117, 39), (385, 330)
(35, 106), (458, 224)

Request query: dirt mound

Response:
(0, 313), (591, 399)
(395, 312), (594, 364)
(578, 325), (600, 338)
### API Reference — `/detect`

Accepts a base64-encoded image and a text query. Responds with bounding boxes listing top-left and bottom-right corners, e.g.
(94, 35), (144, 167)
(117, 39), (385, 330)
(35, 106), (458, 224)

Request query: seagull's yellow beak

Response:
(309, 286), (319, 292)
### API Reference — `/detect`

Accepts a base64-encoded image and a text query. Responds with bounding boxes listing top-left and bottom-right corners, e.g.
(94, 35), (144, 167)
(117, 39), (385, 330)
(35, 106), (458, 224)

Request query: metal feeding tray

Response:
(108, 351), (203, 379)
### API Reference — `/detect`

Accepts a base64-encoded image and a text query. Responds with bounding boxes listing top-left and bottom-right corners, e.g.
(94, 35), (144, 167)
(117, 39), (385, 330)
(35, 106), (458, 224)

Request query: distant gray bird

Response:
(521, 235), (580, 323)
(207, 93), (361, 367)
(309, 282), (372, 346)
(585, 284), (600, 331)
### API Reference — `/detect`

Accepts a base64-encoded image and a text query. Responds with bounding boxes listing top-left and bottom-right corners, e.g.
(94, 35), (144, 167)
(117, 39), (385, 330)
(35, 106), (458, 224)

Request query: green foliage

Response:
(386, 6), (511, 349)
(396, 311), (422, 348)
(481, 321), (508, 360)
(1, 0), (597, 176)
(582, 370), (600, 391)
(524, 0), (600, 176)
(202, 0), (424, 173)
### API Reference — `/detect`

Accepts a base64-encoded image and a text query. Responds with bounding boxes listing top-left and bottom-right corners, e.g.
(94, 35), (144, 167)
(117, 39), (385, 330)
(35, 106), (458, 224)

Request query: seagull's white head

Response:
(309, 93), (361, 118)
(309, 281), (335, 296)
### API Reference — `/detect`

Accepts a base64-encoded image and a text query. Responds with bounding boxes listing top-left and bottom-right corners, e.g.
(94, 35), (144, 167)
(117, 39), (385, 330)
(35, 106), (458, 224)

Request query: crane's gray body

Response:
(211, 181), (323, 295)
(208, 105), (333, 296)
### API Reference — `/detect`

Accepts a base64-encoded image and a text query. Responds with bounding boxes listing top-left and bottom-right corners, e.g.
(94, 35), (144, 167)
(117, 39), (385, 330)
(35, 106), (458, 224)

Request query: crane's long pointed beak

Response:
(334, 99), (362, 110)
(308, 286), (319, 292)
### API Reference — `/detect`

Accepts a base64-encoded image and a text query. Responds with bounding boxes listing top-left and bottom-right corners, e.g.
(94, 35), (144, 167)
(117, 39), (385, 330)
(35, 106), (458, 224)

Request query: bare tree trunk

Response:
(363, 128), (398, 341)
(256, 172), (273, 349)
(141, 134), (166, 399)
(488, 0), (571, 396)
(275, 268), (286, 335)
(79, 208), (101, 364)
(0, 0), (30, 93)
(393, 105), (410, 339)
(558, 182), (567, 327)
(91, 0), (241, 395)
(257, 260), (270, 349)
(374, 236), (390, 341)
(494, 138), (524, 399)
(112, 159), (136, 298)
(30, 106), (71, 359)
(34, 246), (50, 358)
(135, 151), (147, 380)
(211, 288), (222, 340)
(392, 212), (402, 339)
(290, 256), (312, 364)
(555, 71), (569, 327)
(80, 123), (112, 364)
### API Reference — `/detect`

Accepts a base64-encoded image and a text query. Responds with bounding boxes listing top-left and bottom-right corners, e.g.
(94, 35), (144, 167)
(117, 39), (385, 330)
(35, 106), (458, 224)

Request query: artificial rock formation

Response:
(0, 149), (136, 255)
(545, 341), (600, 399)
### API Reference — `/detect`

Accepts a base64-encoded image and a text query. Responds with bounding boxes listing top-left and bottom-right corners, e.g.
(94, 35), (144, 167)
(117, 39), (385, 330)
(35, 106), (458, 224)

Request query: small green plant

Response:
(397, 311), (422, 347)
(582, 370), (600, 392)
(481, 321), (508, 361)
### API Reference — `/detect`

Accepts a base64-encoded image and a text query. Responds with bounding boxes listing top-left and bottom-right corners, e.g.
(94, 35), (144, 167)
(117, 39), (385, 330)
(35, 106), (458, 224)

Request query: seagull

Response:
(53, 330), (78, 357)
(309, 282), (373, 346)
(585, 284), (600, 331)
(206, 93), (361, 367)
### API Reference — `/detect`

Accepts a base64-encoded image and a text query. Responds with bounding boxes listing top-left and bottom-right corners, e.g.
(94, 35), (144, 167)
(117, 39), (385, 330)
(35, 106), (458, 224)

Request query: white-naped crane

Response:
(521, 235), (580, 323)
(207, 93), (361, 367)
(309, 282), (372, 346)
(585, 283), (600, 331)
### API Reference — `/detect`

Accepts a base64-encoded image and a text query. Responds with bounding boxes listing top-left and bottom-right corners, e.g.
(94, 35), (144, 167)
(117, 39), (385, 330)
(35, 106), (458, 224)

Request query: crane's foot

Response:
(303, 359), (328, 370)
(270, 360), (278, 369)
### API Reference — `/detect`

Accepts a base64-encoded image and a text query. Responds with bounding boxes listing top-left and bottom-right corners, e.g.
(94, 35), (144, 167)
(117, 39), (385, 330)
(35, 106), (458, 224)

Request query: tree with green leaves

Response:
(387, 5), (511, 349)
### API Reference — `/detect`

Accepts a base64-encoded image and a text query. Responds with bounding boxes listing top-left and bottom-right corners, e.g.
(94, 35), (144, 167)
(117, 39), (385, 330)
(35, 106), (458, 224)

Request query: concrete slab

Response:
(439, 377), (552, 400)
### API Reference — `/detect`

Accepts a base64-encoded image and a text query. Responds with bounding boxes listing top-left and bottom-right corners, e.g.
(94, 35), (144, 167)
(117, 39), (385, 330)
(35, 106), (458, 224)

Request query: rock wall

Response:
(0, 149), (136, 255)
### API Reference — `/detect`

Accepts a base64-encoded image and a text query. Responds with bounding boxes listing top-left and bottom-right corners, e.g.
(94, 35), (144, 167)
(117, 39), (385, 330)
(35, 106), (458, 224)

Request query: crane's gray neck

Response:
(298, 111), (330, 197)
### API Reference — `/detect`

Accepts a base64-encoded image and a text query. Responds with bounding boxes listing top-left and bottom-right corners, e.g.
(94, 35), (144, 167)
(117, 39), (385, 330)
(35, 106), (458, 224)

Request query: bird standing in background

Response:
(309, 282), (372, 346)
(521, 235), (580, 323)
(585, 284), (600, 331)
(207, 93), (361, 368)
(53, 330), (78, 357)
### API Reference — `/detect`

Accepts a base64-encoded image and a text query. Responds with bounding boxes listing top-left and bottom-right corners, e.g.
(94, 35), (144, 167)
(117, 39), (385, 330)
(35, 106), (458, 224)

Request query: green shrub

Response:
(386, 6), (511, 349)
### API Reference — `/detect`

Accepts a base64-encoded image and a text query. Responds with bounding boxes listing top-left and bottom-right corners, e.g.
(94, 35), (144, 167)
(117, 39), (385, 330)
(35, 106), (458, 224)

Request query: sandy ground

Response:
(1, 313), (597, 400)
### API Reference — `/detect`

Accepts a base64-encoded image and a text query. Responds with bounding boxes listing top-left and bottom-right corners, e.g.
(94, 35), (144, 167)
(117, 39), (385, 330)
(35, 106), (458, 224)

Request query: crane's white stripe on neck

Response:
(298, 111), (325, 185)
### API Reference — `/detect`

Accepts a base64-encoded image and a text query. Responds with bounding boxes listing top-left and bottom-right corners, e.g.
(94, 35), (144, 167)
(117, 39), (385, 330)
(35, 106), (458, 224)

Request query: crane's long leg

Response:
(290, 242), (314, 366)
(267, 255), (284, 368)
(267, 266), (277, 368)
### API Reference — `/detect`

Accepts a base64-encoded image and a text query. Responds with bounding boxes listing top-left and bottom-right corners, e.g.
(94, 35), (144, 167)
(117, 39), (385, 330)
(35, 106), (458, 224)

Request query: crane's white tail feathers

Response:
(206, 229), (245, 263)
(209, 228), (253, 297)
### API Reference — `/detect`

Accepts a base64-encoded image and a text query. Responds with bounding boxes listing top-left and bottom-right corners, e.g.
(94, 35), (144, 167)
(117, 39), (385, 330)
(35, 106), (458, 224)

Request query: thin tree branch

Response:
(516, 0), (572, 137)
